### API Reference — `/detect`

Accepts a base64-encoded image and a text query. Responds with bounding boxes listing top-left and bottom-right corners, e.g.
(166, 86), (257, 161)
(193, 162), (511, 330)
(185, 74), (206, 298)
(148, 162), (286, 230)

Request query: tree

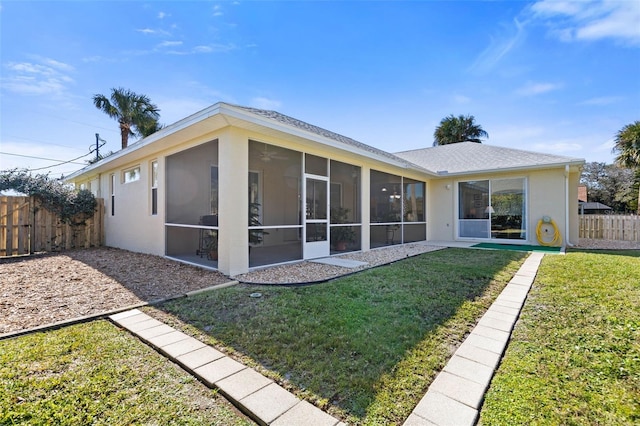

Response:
(612, 121), (640, 214)
(433, 114), (488, 146)
(93, 88), (161, 149)
(580, 162), (637, 213)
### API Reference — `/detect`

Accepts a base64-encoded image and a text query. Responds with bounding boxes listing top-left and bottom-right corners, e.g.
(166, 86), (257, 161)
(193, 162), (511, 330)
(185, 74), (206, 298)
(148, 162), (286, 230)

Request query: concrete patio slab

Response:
(410, 391), (478, 426)
(194, 356), (247, 386)
(429, 371), (486, 409)
(240, 382), (300, 424)
(215, 367), (273, 401)
(272, 400), (341, 426)
(176, 346), (225, 370)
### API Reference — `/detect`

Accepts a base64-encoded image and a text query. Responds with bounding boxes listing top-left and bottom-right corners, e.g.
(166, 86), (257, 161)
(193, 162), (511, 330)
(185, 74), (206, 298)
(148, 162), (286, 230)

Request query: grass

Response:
(151, 248), (527, 424)
(0, 320), (251, 426)
(480, 250), (640, 425)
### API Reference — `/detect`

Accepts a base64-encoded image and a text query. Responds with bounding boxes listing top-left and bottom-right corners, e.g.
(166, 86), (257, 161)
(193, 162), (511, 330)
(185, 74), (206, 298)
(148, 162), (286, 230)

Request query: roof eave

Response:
(65, 103), (226, 181)
(432, 159), (585, 177)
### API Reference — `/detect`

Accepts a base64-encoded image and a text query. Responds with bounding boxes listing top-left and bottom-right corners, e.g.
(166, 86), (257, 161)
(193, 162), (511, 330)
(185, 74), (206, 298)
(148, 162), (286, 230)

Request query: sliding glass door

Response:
(458, 178), (526, 241)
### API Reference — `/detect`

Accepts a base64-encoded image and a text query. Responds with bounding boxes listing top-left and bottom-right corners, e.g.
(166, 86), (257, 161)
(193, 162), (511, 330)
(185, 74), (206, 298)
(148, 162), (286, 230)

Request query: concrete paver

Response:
(429, 371), (486, 409)
(454, 341), (502, 369)
(159, 336), (207, 358)
(412, 391), (478, 426)
(272, 400), (341, 426)
(194, 357), (246, 386)
(136, 323), (176, 340)
(403, 251), (542, 426)
(110, 249), (544, 426)
(471, 324), (511, 344)
(215, 367), (272, 401)
(146, 330), (191, 347)
(239, 382), (300, 424)
(443, 355), (494, 386)
(176, 346), (225, 370)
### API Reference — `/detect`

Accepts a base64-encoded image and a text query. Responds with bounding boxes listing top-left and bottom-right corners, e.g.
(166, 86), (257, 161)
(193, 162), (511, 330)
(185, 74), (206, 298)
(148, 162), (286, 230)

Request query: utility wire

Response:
(2, 134), (89, 151)
(0, 152), (87, 165)
(1, 151), (92, 172)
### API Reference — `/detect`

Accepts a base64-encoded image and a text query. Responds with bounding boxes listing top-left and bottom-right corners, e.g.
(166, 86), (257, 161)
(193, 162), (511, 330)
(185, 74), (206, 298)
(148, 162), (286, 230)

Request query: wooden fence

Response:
(579, 214), (640, 242)
(0, 196), (104, 257)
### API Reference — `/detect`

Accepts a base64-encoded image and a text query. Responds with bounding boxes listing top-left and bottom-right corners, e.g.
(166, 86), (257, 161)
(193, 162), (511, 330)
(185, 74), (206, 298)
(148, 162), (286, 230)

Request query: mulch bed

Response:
(0, 247), (231, 335)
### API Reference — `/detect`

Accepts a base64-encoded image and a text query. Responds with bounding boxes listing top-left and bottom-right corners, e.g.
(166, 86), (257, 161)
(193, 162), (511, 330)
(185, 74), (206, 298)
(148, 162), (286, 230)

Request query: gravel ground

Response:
(234, 243), (444, 284)
(2, 239), (636, 335)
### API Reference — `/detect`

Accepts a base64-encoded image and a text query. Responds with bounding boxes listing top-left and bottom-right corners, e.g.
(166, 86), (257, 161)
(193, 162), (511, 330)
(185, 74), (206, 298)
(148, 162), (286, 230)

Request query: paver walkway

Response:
(403, 251), (544, 426)
(109, 309), (345, 426)
(110, 251), (544, 426)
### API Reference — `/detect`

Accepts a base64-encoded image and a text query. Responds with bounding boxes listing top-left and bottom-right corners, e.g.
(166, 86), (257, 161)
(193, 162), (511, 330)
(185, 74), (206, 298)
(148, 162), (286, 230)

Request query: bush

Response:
(0, 169), (97, 223)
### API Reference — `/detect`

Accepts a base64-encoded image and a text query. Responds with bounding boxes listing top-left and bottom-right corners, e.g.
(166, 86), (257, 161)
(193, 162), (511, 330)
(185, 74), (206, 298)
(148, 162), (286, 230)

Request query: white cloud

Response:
(530, 0), (640, 45)
(158, 40), (183, 48)
(515, 81), (563, 96)
(157, 11), (169, 19)
(469, 18), (527, 73)
(213, 5), (223, 17)
(250, 97), (282, 110)
(2, 58), (75, 96)
(578, 96), (623, 106)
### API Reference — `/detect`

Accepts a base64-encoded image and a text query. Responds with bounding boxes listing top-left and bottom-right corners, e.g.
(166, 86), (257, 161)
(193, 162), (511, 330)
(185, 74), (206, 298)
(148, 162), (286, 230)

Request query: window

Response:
(370, 170), (426, 247)
(110, 174), (116, 216)
(123, 166), (140, 183)
(458, 178), (526, 240)
(151, 160), (158, 215)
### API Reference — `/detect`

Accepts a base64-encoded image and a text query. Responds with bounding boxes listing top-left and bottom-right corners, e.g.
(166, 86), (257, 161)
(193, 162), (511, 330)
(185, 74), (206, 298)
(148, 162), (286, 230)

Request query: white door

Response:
(304, 175), (329, 259)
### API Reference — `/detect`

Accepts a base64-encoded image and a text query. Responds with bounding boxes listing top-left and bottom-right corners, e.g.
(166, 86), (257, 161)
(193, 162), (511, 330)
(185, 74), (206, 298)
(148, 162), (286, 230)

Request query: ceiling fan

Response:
(258, 143), (288, 162)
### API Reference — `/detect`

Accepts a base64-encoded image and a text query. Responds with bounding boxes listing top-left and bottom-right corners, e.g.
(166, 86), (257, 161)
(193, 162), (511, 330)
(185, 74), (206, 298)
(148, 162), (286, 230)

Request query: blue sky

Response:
(1, 0), (639, 178)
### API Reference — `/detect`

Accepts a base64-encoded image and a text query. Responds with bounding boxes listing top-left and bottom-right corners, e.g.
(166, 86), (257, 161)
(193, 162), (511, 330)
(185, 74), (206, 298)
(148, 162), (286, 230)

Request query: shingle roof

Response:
(579, 202), (612, 210)
(394, 142), (584, 175)
(229, 104), (421, 168)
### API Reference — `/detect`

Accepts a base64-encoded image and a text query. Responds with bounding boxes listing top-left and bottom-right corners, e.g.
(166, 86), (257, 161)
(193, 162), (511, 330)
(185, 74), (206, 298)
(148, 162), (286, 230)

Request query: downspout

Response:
(565, 165), (574, 248)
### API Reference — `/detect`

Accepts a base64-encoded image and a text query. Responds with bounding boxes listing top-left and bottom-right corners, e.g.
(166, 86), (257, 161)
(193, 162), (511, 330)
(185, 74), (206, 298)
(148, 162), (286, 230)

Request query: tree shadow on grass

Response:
(155, 248), (527, 424)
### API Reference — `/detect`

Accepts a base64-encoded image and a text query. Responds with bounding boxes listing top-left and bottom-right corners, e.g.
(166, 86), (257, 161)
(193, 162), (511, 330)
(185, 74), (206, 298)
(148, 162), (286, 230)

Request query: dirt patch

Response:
(0, 247), (231, 335)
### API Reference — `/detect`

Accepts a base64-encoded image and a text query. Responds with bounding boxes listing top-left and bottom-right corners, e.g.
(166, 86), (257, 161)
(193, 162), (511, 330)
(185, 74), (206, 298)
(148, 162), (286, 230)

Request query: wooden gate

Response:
(0, 196), (104, 257)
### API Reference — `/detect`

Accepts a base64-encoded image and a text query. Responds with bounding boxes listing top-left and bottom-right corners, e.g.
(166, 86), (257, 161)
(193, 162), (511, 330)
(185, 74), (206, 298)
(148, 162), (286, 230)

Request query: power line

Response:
(0, 152), (87, 165)
(1, 151), (92, 172)
(2, 134), (88, 151)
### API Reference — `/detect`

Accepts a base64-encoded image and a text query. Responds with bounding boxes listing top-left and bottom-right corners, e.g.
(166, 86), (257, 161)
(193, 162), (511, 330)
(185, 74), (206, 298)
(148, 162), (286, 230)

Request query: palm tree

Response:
(433, 114), (488, 146)
(93, 88), (161, 149)
(612, 120), (640, 214)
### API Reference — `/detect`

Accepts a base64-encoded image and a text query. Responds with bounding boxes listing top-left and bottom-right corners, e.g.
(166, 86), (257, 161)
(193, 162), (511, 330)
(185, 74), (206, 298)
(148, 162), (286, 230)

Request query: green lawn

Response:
(0, 321), (251, 425)
(150, 248), (527, 425)
(480, 250), (640, 425)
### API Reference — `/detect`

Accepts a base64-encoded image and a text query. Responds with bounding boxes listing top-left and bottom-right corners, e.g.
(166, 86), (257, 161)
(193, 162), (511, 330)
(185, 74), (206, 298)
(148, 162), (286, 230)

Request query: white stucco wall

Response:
(426, 167), (580, 246)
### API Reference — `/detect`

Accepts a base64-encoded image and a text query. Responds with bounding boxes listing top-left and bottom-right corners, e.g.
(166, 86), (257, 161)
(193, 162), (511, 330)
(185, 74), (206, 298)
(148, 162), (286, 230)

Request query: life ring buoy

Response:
(536, 216), (561, 246)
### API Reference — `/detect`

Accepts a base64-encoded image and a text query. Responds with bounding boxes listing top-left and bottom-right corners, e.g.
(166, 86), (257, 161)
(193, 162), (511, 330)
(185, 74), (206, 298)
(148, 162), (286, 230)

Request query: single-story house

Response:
(66, 103), (584, 276)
